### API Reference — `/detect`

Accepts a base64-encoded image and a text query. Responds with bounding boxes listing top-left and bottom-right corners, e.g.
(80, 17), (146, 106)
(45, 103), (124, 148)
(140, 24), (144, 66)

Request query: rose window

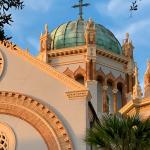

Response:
(0, 123), (16, 150)
(0, 132), (8, 150)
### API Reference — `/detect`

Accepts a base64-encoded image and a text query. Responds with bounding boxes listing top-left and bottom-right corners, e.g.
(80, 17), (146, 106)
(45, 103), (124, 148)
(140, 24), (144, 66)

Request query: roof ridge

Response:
(0, 41), (86, 90)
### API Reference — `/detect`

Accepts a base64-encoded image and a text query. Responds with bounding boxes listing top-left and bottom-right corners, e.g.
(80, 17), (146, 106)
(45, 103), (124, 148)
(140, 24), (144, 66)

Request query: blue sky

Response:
(5, 0), (150, 89)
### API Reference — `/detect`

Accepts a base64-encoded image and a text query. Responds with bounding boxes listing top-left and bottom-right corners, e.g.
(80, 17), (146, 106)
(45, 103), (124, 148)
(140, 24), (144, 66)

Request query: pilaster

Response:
(102, 85), (108, 113)
(112, 89), (118, 113)
(86, 80), (98, 113)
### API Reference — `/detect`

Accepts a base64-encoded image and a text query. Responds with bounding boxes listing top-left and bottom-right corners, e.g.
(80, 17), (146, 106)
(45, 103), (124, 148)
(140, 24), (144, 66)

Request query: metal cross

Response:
(72, 0), (90, 20)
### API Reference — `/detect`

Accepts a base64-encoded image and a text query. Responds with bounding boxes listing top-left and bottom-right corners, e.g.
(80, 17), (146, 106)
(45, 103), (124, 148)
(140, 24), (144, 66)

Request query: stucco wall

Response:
(0, 46), (88, 150)
(0, 115), (47, 150)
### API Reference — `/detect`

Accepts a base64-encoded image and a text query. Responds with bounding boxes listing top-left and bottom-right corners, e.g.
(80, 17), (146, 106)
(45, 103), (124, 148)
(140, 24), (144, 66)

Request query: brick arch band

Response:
(0, 91), (73, 150)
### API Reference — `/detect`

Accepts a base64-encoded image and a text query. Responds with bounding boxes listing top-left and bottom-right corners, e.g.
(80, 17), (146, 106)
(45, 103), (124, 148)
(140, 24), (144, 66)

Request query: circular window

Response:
(0, 131), (8, 150)
(0, 123), (16, 150)
(0, 51), (4, 78)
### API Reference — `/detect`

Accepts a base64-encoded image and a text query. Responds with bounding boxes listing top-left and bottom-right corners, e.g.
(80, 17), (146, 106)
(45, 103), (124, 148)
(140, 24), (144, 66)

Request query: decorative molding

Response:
(66, 90), (91, 100)
(112, 89), (118, 94)
(106, 72), (115, 86)
(0, 122), (16, 150)
(96, 61), (126, 74)
(119, 97), (150, 116)
(74, 66), (86, 80)
(48, 46), (87, 58)
(51, 61), (84, 67)
(115, 75), (125, 85)
(0, 91), (73, 150)
(96, 48), (128, 65)
(96, 68), (105, 82)
(63, 68), (74, 79)
(0, 41), (86, 91)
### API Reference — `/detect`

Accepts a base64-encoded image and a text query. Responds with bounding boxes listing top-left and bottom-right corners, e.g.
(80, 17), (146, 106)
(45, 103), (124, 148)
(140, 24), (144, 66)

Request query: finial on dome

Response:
(72, 0), (90, 20)
(122, 32), (134, 58)
(45, 24), (48, 34)
(40, 32), (43, 37)
(126, 32), (129, 40)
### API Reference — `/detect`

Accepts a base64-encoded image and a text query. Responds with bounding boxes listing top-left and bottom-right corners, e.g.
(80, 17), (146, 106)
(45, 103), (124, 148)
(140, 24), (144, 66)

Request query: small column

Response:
(129, 73), (133, 92)
(92, 59), (96, 80)
(86, 60), (91, 81)
(102, 85), (108, 113)
(112, 89), (118, 113)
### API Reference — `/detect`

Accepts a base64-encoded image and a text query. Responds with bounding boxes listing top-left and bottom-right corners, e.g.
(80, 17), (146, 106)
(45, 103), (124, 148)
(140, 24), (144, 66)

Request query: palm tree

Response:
(85, 114), (150, 150)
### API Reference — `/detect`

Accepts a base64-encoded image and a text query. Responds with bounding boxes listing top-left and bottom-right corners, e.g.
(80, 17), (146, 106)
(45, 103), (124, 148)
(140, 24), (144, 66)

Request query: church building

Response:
(0, 1), (149, 150)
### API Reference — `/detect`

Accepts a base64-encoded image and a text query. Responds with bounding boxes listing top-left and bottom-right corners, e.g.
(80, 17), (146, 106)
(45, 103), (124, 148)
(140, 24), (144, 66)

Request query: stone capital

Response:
(112, 89), (118, 94)
(103, 86), (108, 91)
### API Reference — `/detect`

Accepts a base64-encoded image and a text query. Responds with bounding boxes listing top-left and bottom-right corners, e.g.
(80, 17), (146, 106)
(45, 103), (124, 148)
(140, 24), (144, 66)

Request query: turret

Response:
(85, 18), (96, 46)
(144, 60), (150, 97)
(123, 33), (135, 96)
(38, 24), (51, 62)
(84, 18), (96, 80)
(122, 33), (134, 59)
(132, 64), (142, 100)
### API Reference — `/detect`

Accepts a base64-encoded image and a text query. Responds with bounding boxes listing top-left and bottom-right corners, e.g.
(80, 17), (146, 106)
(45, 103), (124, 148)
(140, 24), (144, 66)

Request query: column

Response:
(86, 60), (91, 81)
(122, 86), (126, 106)
(92, 60), (96, 80)
(112, 89), (118, 113)
(129, 74), (133, 93)
(102, 85), (108, 113)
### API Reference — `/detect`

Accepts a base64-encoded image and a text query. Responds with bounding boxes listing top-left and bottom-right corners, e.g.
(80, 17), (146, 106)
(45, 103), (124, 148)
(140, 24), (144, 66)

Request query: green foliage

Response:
(0, 0), (24, 40)
(85, 114), (150, 150)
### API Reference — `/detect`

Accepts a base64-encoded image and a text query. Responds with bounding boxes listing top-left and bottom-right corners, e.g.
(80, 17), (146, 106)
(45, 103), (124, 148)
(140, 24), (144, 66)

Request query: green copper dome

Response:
(50, 20), (122, 55)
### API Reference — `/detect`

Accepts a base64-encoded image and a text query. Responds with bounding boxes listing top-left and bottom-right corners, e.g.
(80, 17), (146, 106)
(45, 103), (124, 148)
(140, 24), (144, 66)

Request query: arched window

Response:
(75, 74), (84, 85)
(97, 76), (104, 113)
(107, 80), (114, 113)
(117, 83), (124, 109)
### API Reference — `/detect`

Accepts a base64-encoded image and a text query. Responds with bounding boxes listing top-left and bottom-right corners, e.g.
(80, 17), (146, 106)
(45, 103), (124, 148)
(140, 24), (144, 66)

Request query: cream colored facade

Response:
(0, 18), (149, 150)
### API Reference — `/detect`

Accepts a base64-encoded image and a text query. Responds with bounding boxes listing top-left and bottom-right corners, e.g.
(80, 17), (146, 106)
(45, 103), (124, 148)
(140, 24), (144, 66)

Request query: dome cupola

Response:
(49, 19), (122, 55)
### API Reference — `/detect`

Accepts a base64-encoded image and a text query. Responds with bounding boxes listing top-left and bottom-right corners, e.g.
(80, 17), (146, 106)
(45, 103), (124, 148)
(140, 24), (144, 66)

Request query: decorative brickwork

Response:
(0, 91), (73, 150)
(63, 68), (74, 79)
(74, 66), (86, 80)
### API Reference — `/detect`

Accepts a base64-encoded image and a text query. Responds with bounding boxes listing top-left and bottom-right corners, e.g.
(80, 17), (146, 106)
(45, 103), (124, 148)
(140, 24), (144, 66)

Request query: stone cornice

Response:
(119, 97), (150, 114)
(0, 41), (86, 91)
(96, 48), (128, 65)
(66, 90), (91, 100)
(48, 46), (87, 58)
(51, 61), (84, 67)
(47, 46), (128, 66)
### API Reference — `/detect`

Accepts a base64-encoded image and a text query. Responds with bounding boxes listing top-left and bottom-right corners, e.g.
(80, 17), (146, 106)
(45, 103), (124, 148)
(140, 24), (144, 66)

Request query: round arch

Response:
(0, 91), (73, 150)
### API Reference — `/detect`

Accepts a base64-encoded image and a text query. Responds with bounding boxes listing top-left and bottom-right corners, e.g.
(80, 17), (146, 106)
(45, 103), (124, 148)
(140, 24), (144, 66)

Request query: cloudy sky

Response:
(5, 0), (150, 88)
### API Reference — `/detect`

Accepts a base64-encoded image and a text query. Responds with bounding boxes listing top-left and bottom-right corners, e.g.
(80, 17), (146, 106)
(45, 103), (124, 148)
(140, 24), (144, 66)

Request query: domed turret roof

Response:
(50, 19), (122, 55)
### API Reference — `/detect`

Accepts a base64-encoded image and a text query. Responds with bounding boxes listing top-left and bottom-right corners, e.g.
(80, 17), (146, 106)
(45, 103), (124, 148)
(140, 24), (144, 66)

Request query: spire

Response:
(72, 0), (90, 20)
(132, 64), (142, 100)
(144, 60), (150, 97)
(45, 24), (48, 34)
(85, 18), (96, 45)
(122, 33), (134, 59)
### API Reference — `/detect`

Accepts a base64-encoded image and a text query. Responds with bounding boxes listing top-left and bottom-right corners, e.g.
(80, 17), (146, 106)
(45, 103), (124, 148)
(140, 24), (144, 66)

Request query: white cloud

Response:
(95, 0), (130, 18)
(25, 0), (53, 12)
(115, 19), (150, 40)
